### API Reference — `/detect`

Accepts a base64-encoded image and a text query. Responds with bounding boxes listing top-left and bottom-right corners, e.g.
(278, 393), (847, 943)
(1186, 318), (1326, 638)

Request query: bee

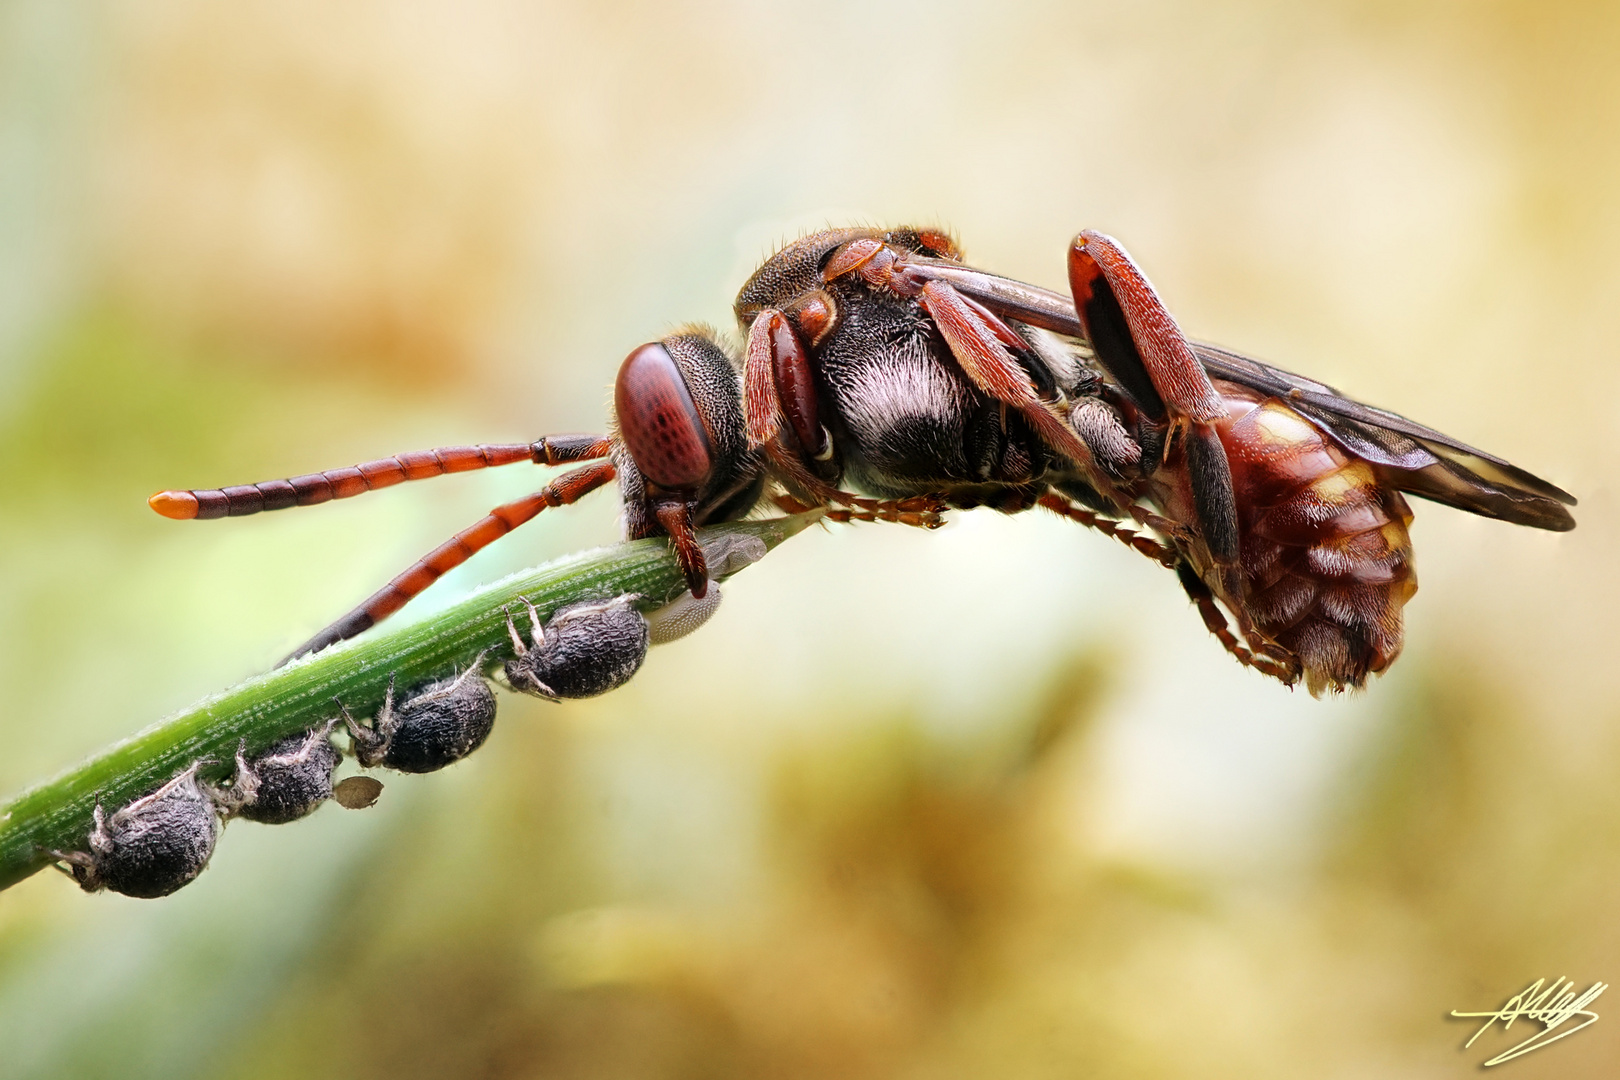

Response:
(149, 227), (1575, 692)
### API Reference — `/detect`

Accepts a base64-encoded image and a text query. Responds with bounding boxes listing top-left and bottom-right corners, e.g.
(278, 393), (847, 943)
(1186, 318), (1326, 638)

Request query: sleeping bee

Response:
(150, 226), (1575, 693)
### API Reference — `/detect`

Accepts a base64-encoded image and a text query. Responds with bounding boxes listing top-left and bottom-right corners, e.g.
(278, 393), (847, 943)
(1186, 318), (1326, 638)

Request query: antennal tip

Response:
(148, 490), (199, 519)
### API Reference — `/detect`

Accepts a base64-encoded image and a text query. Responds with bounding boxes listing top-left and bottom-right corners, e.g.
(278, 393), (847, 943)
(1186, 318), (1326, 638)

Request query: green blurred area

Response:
(1, 1), (1616, 1077)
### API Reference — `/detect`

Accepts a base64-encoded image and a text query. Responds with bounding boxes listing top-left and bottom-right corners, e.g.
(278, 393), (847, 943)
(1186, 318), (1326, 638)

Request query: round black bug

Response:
(225, 722), (343, 824)
(55, 763), (220, 899)
(503, 595), (651, 700)
(346, 659), (497, 774)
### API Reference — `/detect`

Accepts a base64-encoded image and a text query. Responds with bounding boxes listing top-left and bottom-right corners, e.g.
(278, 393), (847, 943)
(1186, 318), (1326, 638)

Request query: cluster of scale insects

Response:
(53, 586), (719, 899)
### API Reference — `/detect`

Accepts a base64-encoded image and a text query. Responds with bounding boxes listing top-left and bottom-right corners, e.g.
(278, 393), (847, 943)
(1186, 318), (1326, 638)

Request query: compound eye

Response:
(615, 342), (714, 490)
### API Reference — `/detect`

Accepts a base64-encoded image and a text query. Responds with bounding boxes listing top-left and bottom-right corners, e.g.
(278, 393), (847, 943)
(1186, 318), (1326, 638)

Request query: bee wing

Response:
(904, 258), (1576, 532)
(1191, 343), (1576, 531)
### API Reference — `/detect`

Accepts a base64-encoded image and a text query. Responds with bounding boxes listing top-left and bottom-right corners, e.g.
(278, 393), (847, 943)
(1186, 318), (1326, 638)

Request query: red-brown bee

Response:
(150, 227), (1575, 691)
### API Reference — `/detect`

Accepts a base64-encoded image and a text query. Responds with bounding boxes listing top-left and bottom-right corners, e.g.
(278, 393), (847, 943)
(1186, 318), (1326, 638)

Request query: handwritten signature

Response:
(1450, 977), (1606, 1066)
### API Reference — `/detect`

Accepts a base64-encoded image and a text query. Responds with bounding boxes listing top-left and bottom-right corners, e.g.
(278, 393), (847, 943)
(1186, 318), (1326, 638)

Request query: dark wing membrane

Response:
(902, 257), (1577, 531)
(1192, 342), (1576, 531)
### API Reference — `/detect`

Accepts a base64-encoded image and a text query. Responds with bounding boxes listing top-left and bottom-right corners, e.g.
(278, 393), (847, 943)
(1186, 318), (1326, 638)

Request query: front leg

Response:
(742, 306), (946, 527)
(914, 277), (1128, 510)
(745, 308), (831, 465)
(646, 497), (709, 598)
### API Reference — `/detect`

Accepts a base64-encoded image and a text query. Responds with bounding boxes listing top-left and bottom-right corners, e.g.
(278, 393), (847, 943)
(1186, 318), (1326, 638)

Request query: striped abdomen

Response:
(1166, 382), (1417, 693)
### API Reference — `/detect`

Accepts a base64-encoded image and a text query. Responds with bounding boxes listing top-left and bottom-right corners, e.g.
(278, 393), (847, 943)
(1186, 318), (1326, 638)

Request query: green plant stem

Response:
(0, 515), (817, 893)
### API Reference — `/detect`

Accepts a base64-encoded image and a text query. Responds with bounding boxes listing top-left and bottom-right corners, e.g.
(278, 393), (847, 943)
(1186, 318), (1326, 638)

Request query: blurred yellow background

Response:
(0, 1), (1615, 1076)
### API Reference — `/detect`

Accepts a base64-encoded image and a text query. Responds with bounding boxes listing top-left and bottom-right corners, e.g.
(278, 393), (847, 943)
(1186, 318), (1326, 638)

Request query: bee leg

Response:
(946, 485), (1045, 515)
(769, 492), (943, 530)
(1067, 232), (1240, 565)
(651, 497), (710, 598)
(1068, 397), (1143, 480)
(744, 306), (944, 527)
(765, 446), (946, 526)
(745, 309), (828, 463)
(918, 278), (1125, 508)
(1036, 492), (1179, 569)
(1173, 563), (1300, 684)
(773, 490), (875, 525)
(279, 460), (618, 665)
(1122, 505), (1195, 545)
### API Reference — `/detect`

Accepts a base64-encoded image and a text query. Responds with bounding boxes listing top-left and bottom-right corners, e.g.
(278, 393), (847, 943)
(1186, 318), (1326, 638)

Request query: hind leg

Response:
(1172, 563), (1300, 684)
(1036, 492), (1180, 569)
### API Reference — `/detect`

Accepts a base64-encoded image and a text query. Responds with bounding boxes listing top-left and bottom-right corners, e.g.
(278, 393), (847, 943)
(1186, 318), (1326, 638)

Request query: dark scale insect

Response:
(54, 764), (220, 898)
(149, 226), (1575, 693)
(504, 596), (651, 700)
(223, 721), (378, 823)
(225, 723), (340, 823)
(503, 558), (740, 700)
(346, 662), (498, 774)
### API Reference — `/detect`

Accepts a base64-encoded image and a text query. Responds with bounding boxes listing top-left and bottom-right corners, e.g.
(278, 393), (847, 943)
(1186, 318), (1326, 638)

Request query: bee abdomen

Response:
(1222, 393), (1417, 693)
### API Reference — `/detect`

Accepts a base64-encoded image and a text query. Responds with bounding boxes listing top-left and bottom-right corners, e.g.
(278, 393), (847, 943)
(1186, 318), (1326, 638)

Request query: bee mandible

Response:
(149, 226), (1575, 692)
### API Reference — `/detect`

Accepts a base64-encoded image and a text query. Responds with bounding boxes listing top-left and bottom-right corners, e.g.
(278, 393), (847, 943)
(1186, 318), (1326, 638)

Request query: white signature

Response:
(1450, 977), (1606, 1066)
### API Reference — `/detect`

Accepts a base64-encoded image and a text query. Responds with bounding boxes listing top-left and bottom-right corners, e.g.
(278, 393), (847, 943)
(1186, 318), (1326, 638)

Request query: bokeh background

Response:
(0, 1), (1615, 1076)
